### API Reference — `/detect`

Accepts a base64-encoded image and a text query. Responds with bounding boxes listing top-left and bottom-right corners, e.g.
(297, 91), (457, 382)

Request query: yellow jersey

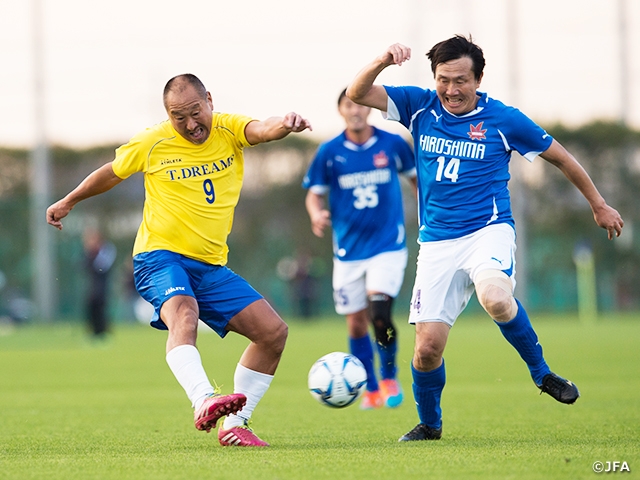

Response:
(112, 112), (253, 266)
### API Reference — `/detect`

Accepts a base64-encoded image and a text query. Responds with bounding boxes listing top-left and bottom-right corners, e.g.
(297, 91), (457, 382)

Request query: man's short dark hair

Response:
(337, 88), (348, 107)
(163, 74), (207, 107)
(427, 35), (485, 81)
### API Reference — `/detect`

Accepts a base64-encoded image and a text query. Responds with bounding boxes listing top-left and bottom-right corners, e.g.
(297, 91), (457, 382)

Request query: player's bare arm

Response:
(408, 175), (418, 196)
(346, 43), (412, 111)
(304, 190), (331, 238)
(540, 139), (624, 239)
(46, 162), (123, 230)
(245, 113), (312, 145)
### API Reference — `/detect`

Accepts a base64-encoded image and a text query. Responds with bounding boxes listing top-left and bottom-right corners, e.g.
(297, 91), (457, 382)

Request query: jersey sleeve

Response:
(384, 85), (434, 131)
(302, 142), (331, 191)
(499, 107), (553, 162)
(111, 131), (151, 179)
(391, 134), (416, 175)
(220, 113), (253, 149)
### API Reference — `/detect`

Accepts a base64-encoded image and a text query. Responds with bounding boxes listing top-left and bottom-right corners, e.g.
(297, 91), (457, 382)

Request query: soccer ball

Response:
(308, 352), (367, 408)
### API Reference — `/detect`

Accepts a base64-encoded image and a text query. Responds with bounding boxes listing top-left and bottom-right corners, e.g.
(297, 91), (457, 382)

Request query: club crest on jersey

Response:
(467, 122), (487, 141)
(373, 151), (389, 168)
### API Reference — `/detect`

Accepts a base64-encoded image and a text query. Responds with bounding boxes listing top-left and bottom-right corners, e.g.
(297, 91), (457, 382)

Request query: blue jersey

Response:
(384, 86), (553, 242)
(303, 127), (416, 261)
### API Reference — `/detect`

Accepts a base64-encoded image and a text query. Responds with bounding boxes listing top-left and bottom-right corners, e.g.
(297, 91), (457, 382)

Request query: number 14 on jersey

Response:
(435, 157), (460, 183)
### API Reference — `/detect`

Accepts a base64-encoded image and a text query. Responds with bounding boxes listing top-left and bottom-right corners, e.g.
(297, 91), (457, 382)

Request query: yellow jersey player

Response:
(47, 74), (312, 447)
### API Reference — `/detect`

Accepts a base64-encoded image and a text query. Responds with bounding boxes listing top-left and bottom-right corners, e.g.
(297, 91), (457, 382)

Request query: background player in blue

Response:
(303, 88), (417, 409)
(346, 36), (624, 440)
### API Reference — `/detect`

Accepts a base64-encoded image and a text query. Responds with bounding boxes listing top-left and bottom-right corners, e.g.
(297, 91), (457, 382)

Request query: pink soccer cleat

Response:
(379, 378), (404, 408)
(359, 390), (384, 410)
(218, 422), (269, 447)
(194, 393), (247, 433)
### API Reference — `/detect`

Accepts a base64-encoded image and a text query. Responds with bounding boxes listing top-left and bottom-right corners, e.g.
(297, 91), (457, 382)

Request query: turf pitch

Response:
(0, 313), (638, 479)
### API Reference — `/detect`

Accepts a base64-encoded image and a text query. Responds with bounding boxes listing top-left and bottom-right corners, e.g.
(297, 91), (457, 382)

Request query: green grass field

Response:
(0, 313), (638, 480)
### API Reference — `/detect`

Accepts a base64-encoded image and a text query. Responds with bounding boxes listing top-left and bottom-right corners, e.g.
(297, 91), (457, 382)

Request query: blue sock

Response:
(411, 360), (445, 429)
(495, 299), (551, 385)
(350, 335), (379, 392)
(376, 339), (397, 380)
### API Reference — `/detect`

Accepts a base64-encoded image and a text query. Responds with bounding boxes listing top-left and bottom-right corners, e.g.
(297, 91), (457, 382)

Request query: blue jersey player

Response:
(303, 89), (417, 410)
(347, 36), (624, 441)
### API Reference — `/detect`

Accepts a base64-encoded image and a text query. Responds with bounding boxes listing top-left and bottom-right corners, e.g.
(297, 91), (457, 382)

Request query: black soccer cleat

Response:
(538, 372), (580, 404)
(398, 423), (442, 442)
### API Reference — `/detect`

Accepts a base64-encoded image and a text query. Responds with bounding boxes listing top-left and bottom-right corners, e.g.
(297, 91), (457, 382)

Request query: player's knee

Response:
(368, 293), (396, 346)
(271, 321), (288, 354)
(477, 283), (517, 322)
(413, 339), (443, 370)
(259, 318), (288, 356)
(163, 300), (199, 342)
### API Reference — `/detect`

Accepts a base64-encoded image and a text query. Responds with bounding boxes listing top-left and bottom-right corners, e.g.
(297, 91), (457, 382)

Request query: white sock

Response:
(166, 344), (214, 410)
(223, 363), (273, 429)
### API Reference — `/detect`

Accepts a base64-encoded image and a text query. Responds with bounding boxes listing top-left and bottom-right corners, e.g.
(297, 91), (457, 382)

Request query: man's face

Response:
(434, 56), (482, 115)
(338, 96), (371, 133)
(165, 84), (213, 144)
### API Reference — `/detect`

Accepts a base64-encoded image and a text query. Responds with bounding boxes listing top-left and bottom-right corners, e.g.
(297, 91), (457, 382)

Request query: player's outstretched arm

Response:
(305, 191), (331, 238)
(245, 113), (312, 145)
(46, 162), (123, 230)
(540, 139), (624, 240)
(346, 43), (412, 112)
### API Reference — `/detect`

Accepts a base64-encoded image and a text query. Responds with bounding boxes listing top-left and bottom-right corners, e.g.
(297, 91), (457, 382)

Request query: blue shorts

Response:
(133, 250), (263, 337)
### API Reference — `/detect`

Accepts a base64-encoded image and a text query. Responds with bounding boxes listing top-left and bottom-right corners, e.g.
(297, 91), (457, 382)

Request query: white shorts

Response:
(333, 249), (408, 315)
(408, 223), (517, 327)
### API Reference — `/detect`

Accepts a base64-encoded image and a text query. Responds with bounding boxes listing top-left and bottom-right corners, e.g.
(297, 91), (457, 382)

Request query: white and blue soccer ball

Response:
(308, 352), (367, 408)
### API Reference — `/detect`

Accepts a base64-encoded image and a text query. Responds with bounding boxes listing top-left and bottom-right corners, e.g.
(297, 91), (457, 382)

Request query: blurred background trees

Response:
(0, 121), (639, 323)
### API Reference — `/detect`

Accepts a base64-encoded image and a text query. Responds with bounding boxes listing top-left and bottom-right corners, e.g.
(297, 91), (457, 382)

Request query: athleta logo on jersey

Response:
(373, 151), (389, 168)
(467, 122), (487, 141)
(160, 158), (183, 165)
